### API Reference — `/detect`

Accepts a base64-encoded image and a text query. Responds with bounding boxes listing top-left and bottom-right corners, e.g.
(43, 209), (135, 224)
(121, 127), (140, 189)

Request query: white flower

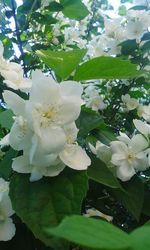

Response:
(125, 20), (145, 41)
(26, 70), (83, 154)
(110, 134), (149, 181)
(59, 123), (91, 170)
(0, 41), (31, 91)
(0, 178), (16, 241)
(121, 94), (139, 111)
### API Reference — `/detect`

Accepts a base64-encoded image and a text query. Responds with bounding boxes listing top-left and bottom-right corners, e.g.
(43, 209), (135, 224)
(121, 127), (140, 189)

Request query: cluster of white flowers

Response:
(0, 42), (32, 91)
(83, 85), (107, 112)
(90, 119), (150, 182)
(2, 70), (91, 182)
(0, 178), (15, 241)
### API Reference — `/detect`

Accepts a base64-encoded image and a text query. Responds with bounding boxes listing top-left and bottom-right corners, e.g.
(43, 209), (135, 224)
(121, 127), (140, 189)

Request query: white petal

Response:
(116, 164), (135, 182)
(0, 193), (14, 217)
(12, 155), (31, 174)
(60, 144), (91, 170)
(0, 218), (16, 241)
(3, 90), (25, 115)
(117, 132), (131, 144)
(58, 99), (81, 125)
(30, 70), (60, 104)
(9, 119), (32, 151)
(29, 168), (43, 182)
(133, 119), (150, 137)
(60, 81), (83, 103)
(39, 126), (66, 154)
(110, 141), (128, 154)
(130, 134), (149, 153)
(0, 133), (10, 148)
(40, 159), (65, 177)
(63, 122), (78, 143)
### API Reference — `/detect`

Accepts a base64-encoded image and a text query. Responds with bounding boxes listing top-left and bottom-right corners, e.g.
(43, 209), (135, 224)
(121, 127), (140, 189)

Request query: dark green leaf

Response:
(0, 109), (13, 129)
(74, 57), (143, 80)
(46, 215), (130, 250)
(10, 170), (88, 248)
(76, 107), (103, 137)
(0, 149), (17, 179)
(37, 49), (86, 80)
(88, 154), (122, 189)
(113, 176), (144, 221)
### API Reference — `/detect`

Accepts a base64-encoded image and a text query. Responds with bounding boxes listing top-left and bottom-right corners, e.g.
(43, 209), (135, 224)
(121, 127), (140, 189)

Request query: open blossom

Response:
(0, 178), (16, 241)
(0, 41), (31, 91)
(3, 70), (91, 181)
(121, 94), (139, 111)
(84, 85), (107, 112)
(110, 133), (149, 181)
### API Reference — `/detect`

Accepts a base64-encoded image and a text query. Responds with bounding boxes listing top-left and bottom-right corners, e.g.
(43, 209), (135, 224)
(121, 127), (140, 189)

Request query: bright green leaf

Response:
(10, 170), (88, 248)
(46, 215), (130, 250)
(37, 49), (86, 80)
(60, 0), (89, 20)
(131, 223), (150, 250)
(74, 56), (143, 80)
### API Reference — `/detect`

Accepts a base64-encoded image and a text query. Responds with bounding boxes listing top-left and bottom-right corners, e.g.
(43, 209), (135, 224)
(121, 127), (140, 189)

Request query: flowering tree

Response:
(0, 0), (150, 249)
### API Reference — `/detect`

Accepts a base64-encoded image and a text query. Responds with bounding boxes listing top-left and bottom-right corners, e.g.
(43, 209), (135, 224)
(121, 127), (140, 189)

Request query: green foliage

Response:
(0, 109), (14, 130)
(88, 154), (122, 189)
(10, 170), (88, 248)
(74, 57), (143, 80)
(113, 176), (144, 221)
(46, 215), (130, 250)
(60, 0), (89, 20)
(76, 107), (103, 137)
(37, 49), (86, 80)
(0, 149), (17, 179)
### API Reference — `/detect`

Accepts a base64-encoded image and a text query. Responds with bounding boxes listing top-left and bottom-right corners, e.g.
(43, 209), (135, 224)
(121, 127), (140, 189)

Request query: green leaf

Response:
(46, 215), (130, 250)
(37, 49), (86, 80)
(76, 107), (103, 137)
(74, 56), (143, 80)
(130, 223), (150, 250)
(0, 149), (17, 180)
(113, 176), (144, 221)
(10, 170), (88, 248)
(88, 154), (122, 189)
(0, 109), (14, 130)
(60, 0), (89, 20)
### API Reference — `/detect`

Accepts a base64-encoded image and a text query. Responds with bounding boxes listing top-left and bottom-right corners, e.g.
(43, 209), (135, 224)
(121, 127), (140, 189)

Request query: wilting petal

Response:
(60, 144), (91, 170)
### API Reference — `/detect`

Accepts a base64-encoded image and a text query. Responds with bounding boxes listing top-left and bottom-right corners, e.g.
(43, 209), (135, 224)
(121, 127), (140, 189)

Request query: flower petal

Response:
(116, 164), (135, 182)
(0, 218), (16, 241)
(60, 144), (91, 170)
(130, 134), (148, 153)
(12, 155), (31, 174)
(3, 90), (25, 115)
